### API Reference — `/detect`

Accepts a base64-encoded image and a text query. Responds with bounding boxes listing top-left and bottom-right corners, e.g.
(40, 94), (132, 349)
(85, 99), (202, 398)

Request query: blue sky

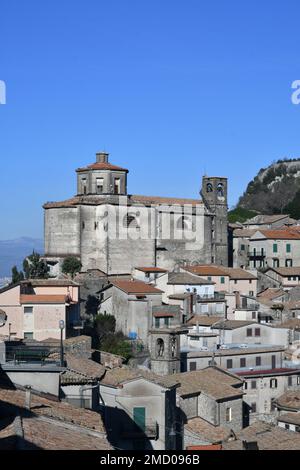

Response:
(1, 0), (300, 239)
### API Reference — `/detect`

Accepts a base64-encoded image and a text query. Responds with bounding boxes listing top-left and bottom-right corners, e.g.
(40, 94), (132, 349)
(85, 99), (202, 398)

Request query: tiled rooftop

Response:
(185, 417), (232, 443)
(223, 420), (300, 450)
(275, 390), (300, 411)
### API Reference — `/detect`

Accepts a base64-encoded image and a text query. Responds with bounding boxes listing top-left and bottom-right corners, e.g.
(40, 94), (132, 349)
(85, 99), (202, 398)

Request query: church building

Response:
(43, 152), (228, 275)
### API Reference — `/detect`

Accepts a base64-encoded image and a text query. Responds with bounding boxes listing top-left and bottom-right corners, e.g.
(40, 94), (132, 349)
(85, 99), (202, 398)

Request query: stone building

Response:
(43, 152), (228, 275)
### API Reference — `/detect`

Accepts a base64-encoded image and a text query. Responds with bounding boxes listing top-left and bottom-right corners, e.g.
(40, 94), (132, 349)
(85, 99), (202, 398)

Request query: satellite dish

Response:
(0, 310), (7, 327)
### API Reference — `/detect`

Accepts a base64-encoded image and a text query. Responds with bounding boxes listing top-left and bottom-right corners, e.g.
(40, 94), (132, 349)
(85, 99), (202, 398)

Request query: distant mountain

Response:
(233, 158), (300, 220)
(0, 237), (44, 277)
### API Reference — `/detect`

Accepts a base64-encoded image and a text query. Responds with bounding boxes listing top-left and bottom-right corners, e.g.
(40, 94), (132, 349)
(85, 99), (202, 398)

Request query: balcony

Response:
(120, 421), (159, 440)
(248, 251), (265, 260)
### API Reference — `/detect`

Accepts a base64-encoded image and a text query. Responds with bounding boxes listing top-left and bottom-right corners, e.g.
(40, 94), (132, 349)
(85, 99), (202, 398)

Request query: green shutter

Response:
(221, 276), (225, 284)
(133, 407), (146, 431)
(273, 243), (278, 253)
(286, 244), (291, 253)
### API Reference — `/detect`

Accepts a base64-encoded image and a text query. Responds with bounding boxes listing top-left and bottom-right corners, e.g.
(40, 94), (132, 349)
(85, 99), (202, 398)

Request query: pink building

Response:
(0, 279), (80, 341)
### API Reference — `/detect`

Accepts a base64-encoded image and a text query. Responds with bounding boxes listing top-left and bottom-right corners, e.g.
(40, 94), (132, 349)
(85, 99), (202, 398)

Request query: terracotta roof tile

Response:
(77, 162), (128, 172)
(252, 229), (300, 240)
(185, 417), (232, 443)
(135, 267), (168, 273)
(20, 295), (67, 304)
(110, 279), (163, 295)
(275, 391), (300, 411)
(223, 421), (300, 450)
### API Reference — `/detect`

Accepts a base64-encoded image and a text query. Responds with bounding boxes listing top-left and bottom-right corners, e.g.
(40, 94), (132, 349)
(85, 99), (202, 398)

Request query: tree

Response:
(23, 252), (49, 279)
(11, 266), (24, 284)
(94, 313), (116, 342)
(101, 331), (132, 361)
(61, 256), (82, 279)
(93, 313), (132, 361)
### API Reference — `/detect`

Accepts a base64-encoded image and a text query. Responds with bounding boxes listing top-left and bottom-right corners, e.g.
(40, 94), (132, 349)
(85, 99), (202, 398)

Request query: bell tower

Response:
(201, 176), (228, 266)
(149, 327), (186, 376)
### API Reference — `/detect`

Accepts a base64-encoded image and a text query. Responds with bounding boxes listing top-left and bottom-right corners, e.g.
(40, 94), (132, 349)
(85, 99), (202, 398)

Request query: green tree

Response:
(23, 252), (49, 279)
(101, 332), (132, 361)
(61, 256), (82, 279)
(11, 266), (24, 284)
(94, 313), (116, 342)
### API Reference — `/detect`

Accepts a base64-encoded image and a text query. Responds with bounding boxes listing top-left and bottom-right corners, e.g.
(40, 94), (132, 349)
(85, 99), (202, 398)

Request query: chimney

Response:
(96, 152), (109, 163)
(25, 386), (31, 410)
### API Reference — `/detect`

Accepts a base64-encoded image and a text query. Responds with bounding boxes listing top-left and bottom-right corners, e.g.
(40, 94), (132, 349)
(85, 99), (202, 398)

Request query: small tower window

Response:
(156, 338), (164, 357)
(124, 213), (139, 228)
(217, 183), (224, 197)
(96, 178), (104, 194)
(206, 182), (213, 193)
(114, 178), (121, 194)
(81, 178), (87, 195)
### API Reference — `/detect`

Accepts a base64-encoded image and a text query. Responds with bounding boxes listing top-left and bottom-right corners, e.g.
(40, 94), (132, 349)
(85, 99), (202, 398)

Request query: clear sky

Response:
(1, 0), (300, 239)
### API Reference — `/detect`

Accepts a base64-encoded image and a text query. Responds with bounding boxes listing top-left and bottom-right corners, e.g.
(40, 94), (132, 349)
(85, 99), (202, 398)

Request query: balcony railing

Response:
(248, 251), (265, 259)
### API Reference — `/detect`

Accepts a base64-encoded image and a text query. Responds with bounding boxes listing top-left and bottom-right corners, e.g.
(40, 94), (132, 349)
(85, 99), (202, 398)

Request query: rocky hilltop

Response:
(236, 158), (300, 219)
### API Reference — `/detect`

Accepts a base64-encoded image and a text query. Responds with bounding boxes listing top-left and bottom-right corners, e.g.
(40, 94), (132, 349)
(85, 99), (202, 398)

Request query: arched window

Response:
(177, 216), (190, 231)
(156, 338), (164, 357)
(206, 183), (213, 193)
(270, 378), (278, 389)
(171, 337), (176, 358)
(217, 183), (224, 197)
(123, 213), (139, 228)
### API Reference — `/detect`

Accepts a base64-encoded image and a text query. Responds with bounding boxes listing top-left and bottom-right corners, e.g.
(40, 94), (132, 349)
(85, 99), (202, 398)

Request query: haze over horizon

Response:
(2, 0), (300, 239)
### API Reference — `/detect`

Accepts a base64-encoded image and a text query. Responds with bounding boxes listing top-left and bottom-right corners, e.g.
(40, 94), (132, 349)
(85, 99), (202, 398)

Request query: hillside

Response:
(236, 158), (300, 219)
(0, 237), (44, 277)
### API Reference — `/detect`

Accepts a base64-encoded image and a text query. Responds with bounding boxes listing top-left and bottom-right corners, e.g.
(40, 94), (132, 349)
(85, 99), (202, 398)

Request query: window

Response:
(286, 244), (291, 253)
(288, 376), (293, 386)
(164, 317), (170, 327)
(124, 214), (139, 228)
(244, 382), (248, 390)
(189, 362), (197, 371)
(255, 328), (260, 337)
(252, 312), (256, 320)
(155, 318), (160, 328)
(24, 307), (33, 314)
(114, 178), (120, 194)
(251, 380), (257, 389)
(96, 178), (104, 194)
(241, 244), (245, 251)
(220, 276), (225, 284)
(247, 329), (253, 337)
(270, 378), (278, 389)
(249, 291), (254, 297)
(226, 407), (232, 422)
(286, 259), (293, 267)
(285, 424), (290, 430)
(273, 258), (279, 268)
(226, 359), (233, 369)
(207, 276), (212, 281)
(81, 178), (87, 194)
(24, 332), (33, 340)
(273, 243), (278, 253)
(206, 183), (213, 193)
(234, 280), (237, 284)
(217, 183), (224, 198)
(251, 403), (257, 413)
(297, 376), (300, 385)
(177, 216), (189, 231)
(256, 356), (261, 366)
(240, 358), (246, 368)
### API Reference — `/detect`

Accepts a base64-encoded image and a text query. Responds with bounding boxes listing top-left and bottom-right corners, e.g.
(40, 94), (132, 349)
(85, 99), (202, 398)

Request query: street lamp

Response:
(59, 320), (65, 367)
